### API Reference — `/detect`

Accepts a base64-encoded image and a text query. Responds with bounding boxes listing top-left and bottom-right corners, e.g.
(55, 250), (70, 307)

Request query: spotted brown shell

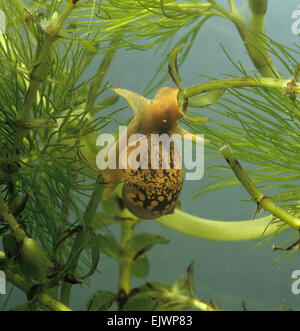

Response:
(122, 134), (183, 219)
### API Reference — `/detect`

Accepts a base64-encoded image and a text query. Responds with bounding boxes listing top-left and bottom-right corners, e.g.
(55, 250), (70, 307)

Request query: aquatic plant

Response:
(0, 0), (299, 311)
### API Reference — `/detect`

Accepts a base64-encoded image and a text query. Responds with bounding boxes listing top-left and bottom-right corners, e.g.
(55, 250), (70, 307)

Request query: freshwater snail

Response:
(101, 87), (201, 219)
(122, 133), (183, 219)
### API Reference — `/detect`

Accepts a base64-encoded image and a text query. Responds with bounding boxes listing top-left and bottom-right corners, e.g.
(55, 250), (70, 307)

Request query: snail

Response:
(122, 133), (184, 218)
(102, 87), (201, 219)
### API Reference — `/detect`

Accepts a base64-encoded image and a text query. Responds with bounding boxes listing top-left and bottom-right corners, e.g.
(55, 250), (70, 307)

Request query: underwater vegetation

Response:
(0, 0), (300, 311)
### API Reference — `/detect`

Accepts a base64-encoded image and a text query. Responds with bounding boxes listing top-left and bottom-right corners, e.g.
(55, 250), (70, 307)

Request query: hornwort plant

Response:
(0, 0), (300, 311)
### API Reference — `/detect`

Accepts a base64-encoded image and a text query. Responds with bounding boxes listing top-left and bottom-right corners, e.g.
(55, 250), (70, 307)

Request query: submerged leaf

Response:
(3, 234), (19, 260)
(98, 234), (122, 260)
(168, 44), (189, 89)
(87, 291), (115, 311)
(122, 293), (157, 311)
(124, 233), (169, 260)
(79, 230), (100, 279)
(188, 89), (225, 108)
(131, 255), (150, 279)
(78, 40), (98, 53)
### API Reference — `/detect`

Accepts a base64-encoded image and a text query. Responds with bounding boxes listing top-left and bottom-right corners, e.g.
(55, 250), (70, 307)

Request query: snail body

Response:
(122, 134), (183, 219)
(103, 87), (200, 219)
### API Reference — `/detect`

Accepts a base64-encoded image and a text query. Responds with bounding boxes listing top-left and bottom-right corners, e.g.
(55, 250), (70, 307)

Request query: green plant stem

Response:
(157, 210), (287, 241)
(220, 144), (300, 230)
(0, 194), (54, 285)
(227, 0), (237, 13)
(0, 251), (71, 311)
(60, 32), (120, 303)
(12, 0), (26, 18)
(60, 173), (104, 306)
(192, 298), (219, 311)
(207, 0), (232, 18)
(86, 35), (121, 113)
(118, 221), (133, 297)
(144, 289), (219, 311)
(233, 14), (277, 77)
(11, 0), (77, 165)
(35, 291), (72, 311)
(162, 3), (225, 17)
(163, 292), (219, 311)
(207, 0), (277, 77)
(166, 3), (212, 9)
(0, 194), (27, 243)
(184, 77), (299, 99)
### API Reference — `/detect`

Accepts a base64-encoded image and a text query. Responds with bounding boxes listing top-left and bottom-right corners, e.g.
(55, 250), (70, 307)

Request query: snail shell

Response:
(122, 134), (183, 219)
